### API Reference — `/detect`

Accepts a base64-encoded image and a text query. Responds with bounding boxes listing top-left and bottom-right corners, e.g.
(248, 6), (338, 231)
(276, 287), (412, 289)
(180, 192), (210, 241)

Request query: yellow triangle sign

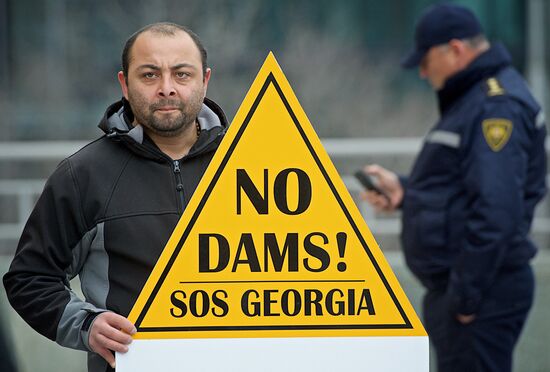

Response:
(128, 53), (426, 339)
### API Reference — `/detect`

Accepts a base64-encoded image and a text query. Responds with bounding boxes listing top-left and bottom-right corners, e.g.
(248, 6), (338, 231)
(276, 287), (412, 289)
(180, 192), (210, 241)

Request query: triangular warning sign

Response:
(128, 53), (426, 339)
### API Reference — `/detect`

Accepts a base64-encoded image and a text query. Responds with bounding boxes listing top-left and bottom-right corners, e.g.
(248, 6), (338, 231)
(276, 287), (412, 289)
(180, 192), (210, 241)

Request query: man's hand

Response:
(360, 164), (403, 212)
(89, 312), (136, 369)
(456, 313), (476, 324)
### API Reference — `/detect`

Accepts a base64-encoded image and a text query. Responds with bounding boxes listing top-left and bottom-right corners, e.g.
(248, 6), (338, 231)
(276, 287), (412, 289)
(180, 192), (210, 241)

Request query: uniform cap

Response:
(401, 3), (483, 68)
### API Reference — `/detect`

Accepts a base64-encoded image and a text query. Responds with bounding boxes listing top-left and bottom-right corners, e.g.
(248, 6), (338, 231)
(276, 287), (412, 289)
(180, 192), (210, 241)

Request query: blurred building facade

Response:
(0, 0), (547, 141)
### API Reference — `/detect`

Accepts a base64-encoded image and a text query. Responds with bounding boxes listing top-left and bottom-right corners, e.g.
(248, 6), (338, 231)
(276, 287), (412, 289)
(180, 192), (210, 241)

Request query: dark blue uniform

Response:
(400, 43), (547, 371)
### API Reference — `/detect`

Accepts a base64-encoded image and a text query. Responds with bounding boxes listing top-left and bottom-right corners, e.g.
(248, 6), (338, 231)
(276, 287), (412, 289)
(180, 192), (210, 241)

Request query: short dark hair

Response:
(121, 22), (207, 79)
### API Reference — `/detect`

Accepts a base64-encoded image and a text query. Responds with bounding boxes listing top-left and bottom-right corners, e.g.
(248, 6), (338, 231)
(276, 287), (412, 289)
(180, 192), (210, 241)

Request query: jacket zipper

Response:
(173, 160), (185, 212)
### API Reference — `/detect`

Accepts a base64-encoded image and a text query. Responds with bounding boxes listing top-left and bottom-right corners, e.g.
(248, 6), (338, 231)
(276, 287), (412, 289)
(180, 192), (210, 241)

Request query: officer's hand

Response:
(89, 312), (136, 369)
(360, 164), (403, 212)
(456, 313), (476, 324)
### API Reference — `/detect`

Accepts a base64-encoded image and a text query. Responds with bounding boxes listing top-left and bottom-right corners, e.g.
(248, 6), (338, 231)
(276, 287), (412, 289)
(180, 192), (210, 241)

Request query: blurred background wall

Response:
(0, 0), (548, 371)
(0, 0), (546, 142)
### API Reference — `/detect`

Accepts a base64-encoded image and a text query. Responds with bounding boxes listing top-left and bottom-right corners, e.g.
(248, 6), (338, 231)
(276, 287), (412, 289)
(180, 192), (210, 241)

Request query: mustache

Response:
(150, 100), (185, 111)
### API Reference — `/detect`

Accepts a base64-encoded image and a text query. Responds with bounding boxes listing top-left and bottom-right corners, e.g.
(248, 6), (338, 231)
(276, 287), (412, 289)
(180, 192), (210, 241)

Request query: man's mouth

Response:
(155, 107), (179, 112)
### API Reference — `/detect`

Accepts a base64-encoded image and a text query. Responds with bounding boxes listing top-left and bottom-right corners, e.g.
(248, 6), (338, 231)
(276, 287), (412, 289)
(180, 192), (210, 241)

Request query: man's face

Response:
(419, 44), (459, 90)
(118, 30), (211, 137)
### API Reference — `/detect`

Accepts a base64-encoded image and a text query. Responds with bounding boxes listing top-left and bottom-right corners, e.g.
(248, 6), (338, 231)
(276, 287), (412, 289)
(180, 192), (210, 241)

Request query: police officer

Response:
(362, 4), (547, 372)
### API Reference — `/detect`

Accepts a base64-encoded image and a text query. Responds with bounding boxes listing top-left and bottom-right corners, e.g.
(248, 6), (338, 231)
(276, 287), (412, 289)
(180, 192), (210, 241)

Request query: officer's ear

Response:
(447, 39), (465, 56)
(447, 39), (470, 67)
(449, 39), (481, 69)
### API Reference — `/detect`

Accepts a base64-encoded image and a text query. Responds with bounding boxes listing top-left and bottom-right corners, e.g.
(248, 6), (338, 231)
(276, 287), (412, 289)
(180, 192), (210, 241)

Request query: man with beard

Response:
(3, 23), (228, 372)
(361, 4), (546, 372)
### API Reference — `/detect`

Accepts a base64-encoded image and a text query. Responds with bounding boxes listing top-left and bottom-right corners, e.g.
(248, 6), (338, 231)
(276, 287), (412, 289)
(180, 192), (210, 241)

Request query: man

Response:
(3, 23), (228, 372)
(362, 4), (547, 372)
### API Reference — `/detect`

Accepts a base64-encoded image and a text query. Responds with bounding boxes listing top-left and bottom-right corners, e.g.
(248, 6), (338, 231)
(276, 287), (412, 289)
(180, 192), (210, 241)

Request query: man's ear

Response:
(118, 71), (129, 99)
(449, 39), (468, 57)
(449, 39), (476, 69)
(202, 68), (212, 96)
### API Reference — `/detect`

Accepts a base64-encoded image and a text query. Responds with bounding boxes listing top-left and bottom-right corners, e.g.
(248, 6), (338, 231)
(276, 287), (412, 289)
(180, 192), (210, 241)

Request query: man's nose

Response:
(418, 66), (427, 79)
(158, 76), (177, 97)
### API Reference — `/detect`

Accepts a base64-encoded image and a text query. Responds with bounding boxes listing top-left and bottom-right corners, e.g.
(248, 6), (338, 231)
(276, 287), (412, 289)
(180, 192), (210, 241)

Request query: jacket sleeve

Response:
(3, 159), (107, 351)
(448, 98), (531, 315)
(398, 175), (408, 209)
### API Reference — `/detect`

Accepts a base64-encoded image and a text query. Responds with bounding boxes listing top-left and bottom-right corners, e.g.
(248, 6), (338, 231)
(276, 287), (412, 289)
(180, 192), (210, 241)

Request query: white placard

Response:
(117, 336), (429, 371)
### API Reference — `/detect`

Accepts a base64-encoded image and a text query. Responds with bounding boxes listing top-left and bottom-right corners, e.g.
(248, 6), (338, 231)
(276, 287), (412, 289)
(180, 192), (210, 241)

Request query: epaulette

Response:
(485, 77), (506, 97)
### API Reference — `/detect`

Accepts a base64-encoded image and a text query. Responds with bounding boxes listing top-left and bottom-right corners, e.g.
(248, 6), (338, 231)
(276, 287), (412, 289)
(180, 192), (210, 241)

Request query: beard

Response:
(128, 88), (204, 137)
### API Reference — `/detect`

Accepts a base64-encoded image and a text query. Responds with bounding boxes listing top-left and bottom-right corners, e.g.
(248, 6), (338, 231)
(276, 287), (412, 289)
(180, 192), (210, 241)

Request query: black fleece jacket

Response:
(3, 97), (228, 372)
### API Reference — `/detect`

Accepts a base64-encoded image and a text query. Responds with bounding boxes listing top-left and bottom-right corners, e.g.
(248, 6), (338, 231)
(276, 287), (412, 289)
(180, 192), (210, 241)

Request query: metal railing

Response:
(0, 138), (548, 243)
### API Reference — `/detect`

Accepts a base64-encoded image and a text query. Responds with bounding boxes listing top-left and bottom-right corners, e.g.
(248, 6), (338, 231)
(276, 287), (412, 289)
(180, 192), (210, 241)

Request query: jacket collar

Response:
(437, 42), (511, 114)
(98, 97), (228, 161)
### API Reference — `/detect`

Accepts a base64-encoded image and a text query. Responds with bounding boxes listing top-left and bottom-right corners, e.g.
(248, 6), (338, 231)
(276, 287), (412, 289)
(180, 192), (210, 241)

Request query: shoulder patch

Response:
(485, 77), (505, 96)
(482, 118), (512, 152)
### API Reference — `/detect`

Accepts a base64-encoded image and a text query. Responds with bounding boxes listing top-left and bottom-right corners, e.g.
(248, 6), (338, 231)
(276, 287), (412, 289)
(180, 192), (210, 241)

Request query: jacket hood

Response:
(98, 97), (229, 160)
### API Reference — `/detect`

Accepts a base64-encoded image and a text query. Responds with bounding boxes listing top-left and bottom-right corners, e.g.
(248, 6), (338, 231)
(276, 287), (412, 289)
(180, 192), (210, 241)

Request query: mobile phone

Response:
(354, 170), (389, 200)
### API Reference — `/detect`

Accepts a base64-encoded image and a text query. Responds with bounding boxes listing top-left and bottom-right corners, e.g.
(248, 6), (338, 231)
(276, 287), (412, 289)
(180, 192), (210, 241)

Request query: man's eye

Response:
(143, 72), (157, 79)
(176, 71), (190, 78)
